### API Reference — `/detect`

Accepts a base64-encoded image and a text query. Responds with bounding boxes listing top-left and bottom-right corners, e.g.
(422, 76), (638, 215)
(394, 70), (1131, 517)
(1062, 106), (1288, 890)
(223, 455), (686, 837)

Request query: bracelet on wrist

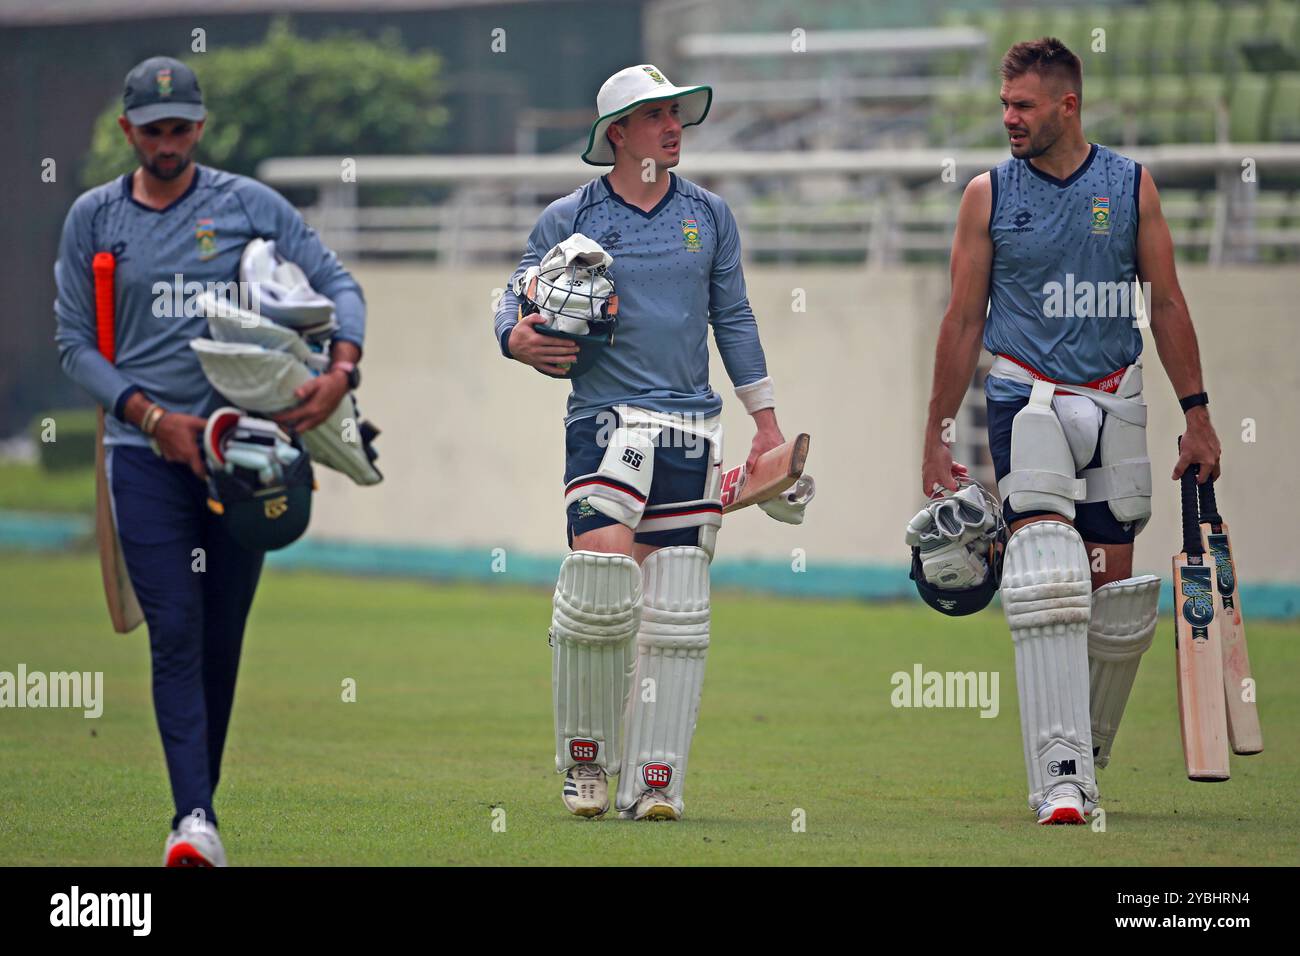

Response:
(141, 403), (166, 436)
(1179, 392), (1209, 413)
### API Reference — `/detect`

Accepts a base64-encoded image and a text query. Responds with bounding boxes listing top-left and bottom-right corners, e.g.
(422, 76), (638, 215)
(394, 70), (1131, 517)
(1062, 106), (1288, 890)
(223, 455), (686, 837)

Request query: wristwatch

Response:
(329, 360), (361, 390)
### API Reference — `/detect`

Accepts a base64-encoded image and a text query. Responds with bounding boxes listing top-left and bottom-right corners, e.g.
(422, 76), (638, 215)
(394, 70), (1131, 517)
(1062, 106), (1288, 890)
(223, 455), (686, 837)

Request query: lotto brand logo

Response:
(1011, 209), (1034, 232)
(1048, 759), (1077, 776)
(569, 739), (598, 762)
(622, 448), (644, 470)
(642, 762), (673, 789)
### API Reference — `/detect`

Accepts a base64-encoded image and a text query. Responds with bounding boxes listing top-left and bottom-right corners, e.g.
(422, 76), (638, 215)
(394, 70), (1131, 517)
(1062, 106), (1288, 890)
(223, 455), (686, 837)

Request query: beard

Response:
(1009, 117), (1062, 160)
(134, 145), (193, 181)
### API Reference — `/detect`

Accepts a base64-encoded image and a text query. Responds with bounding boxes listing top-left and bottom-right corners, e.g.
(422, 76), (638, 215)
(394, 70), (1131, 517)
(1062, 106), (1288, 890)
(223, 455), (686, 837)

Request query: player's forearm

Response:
(330, 288), (366, 353)
(750, 406), (781, 437)
(924, 311), (983, 442)
(329, 340), (361, 367)
(1148, 299), (1206, 401)
(56, 336), (135, 419)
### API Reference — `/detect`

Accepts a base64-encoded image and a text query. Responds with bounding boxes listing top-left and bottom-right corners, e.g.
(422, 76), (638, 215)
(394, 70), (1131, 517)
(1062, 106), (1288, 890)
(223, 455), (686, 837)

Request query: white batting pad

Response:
(1088, 574), (1160, 769)
(616, 546), (711, 814)
(551, 551), (643, 773)
(1001, 520), (1097, 809)
(190, 339), (381, 486)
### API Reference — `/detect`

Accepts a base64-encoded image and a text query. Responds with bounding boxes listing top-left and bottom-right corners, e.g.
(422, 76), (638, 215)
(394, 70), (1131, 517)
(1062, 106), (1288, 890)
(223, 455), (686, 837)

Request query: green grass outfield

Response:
(1, 552), (1295, 866)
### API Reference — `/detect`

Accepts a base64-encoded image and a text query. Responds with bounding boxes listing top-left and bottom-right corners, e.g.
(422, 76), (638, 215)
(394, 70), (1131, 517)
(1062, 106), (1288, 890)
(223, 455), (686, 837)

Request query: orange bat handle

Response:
(92, 251), (116, 362)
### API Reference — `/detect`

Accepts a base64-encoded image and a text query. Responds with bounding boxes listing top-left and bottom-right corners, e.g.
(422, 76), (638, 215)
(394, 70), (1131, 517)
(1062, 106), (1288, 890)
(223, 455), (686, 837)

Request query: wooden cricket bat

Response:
(719, 433), (810, 514)
(92, 251), (144, 634)
(1198, 476), (1262, 755)
(1172, 462), (1229, 781)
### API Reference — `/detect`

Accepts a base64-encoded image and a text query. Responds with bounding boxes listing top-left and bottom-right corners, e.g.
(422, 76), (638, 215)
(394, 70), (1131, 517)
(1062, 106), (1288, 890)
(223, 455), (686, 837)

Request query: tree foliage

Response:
(82, 19), (448, 186)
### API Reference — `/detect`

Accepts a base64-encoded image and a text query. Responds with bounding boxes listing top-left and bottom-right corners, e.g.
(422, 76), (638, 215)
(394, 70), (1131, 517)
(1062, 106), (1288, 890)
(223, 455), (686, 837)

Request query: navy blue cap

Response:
(123, 56), (206, 125)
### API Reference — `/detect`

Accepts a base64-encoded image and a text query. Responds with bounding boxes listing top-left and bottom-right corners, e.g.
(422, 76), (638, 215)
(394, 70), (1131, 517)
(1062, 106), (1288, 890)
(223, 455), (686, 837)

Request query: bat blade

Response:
(1198, 477), (1262, 755)
(92, 251), (144, 634)
(719, 433), (809, 514)
(1173, 464), (1229, 781)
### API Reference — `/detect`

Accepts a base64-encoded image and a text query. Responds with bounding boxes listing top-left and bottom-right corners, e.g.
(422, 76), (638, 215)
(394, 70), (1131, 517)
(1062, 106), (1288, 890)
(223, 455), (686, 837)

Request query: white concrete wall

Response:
(308, 263), (1300, 582)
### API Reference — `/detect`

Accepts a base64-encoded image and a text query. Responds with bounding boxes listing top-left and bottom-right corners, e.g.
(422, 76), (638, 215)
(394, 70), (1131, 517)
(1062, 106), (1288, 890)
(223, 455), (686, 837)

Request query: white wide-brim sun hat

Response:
(582, 64), (713, 166)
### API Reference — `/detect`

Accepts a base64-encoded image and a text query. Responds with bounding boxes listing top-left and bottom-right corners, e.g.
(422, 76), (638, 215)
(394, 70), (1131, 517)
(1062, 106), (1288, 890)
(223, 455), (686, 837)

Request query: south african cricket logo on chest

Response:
(195, 218), (218, 261)
(1091, 195), (1110, 235)
(681, 218), (701, 252)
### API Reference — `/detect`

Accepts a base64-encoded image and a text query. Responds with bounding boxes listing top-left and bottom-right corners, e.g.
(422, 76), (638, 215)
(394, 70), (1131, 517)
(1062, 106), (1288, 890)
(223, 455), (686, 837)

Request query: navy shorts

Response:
(986, 397), (1137, 545)
(563, 410), (714, 548)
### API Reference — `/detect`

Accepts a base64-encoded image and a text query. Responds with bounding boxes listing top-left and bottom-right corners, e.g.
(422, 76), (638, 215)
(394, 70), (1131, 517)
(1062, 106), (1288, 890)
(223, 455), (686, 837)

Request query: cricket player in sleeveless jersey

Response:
(54, 58), (366, 863)
(921, 39), (1223, 824)
(494, 65), (799, 821)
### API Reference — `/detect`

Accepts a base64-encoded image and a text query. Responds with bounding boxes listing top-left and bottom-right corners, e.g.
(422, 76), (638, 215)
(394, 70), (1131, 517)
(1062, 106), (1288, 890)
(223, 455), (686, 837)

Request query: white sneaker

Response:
(164, 811), (228, 866)
(1036, 783), (1089, 826)
(626, 790), (680, 822)
(562, 766), (609, 817)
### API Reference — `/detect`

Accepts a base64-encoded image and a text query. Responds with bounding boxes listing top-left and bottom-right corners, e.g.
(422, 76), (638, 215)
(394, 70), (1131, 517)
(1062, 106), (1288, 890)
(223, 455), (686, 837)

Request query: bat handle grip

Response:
(1180, 463), (1203, 557)
(1196, 472), (1221, 524)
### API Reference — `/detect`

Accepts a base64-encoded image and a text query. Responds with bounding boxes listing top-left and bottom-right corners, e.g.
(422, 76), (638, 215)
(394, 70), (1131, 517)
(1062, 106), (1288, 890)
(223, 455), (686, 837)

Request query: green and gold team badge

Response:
(195, 218), (218, 260)
(576, 498), (597, 519)
(681, 218), (701, 252)
(642, 66), (666, 84)
(1091, 195), (1110, 235)
(157, 67), (173, 98)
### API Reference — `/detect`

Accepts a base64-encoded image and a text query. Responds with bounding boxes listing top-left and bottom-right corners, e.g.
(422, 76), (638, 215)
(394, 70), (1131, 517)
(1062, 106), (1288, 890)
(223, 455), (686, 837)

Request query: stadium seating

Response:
(938, 0), (1300, 145)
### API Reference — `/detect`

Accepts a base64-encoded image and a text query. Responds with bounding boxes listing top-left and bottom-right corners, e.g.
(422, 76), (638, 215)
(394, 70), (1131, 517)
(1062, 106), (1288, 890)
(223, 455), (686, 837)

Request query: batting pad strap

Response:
(1080, 461), (1152, 504)
(552, 551), (642, 773)
(998, 470), (1087, 505)
(734, 376), (775, 415)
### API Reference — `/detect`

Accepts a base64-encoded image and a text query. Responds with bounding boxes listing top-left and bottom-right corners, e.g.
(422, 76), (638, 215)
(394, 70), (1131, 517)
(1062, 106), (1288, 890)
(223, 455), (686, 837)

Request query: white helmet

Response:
(514, 234), (618, 378)
(240, 238), (338, 341)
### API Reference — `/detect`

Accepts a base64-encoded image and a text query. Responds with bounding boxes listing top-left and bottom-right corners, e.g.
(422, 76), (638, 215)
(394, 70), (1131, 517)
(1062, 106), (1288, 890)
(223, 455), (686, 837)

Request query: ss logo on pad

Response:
(621, 449), (645, 470)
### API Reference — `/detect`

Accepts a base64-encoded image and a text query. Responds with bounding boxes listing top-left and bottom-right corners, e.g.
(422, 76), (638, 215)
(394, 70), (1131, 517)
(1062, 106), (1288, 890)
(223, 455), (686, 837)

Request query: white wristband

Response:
(735, 376), (775, 414)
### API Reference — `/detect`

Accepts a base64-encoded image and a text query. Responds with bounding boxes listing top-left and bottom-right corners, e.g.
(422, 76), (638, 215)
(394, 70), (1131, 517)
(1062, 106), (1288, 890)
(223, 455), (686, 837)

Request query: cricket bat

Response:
(92, 251), (144, 634)
(1172, 461), (1229, 781)
(719, 433), (810, 514)
(1197, 476), (1262, 755)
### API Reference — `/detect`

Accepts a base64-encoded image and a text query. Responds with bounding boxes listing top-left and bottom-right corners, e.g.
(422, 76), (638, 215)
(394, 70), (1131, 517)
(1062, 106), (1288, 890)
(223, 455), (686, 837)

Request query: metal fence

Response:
(260, 143), (1300, 265)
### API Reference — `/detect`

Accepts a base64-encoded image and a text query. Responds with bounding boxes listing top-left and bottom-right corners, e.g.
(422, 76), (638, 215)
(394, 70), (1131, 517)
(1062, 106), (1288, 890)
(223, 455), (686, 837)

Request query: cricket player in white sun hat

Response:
(494, 64), (811, 821)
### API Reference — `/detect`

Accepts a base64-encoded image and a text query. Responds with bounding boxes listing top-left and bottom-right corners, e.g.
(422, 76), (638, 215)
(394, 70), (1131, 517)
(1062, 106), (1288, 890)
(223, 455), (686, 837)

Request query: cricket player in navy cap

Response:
(54, 56), (367, 864)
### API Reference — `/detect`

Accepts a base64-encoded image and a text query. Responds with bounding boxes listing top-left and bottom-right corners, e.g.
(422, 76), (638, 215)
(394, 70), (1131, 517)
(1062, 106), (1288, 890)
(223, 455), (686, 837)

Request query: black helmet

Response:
(906, 478), (1006, 617)
(203, 408), (314, 551)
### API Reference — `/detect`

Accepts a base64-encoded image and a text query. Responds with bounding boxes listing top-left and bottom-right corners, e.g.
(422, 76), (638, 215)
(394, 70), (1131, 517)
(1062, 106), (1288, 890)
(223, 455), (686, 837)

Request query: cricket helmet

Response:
(906, 477), (1007, 616)
(203, 408), (314, 551)
(514, 233), (618, 379)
